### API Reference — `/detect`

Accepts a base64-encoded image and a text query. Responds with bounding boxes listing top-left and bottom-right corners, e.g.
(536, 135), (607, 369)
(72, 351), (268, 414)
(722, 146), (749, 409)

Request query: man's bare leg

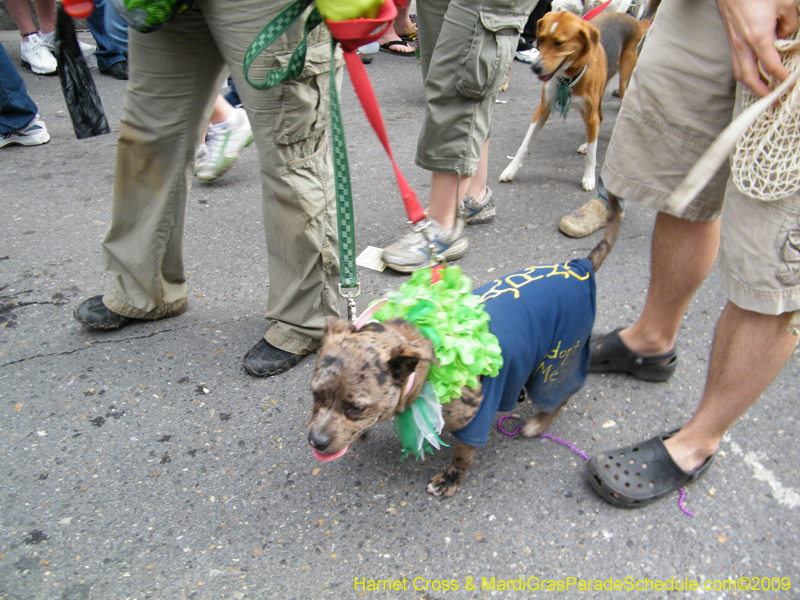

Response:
(620, 212), (721, 357)
(665, 303), (798, 472)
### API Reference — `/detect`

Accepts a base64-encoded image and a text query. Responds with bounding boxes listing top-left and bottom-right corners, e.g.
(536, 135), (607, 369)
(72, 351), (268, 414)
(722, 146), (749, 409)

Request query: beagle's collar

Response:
(554, 63), (589, 119)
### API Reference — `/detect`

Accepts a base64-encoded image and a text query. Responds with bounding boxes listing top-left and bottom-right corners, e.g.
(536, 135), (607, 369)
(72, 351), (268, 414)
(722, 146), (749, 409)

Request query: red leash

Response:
(325, 0), (426, 224)
(341, 50), (425, 224)
(582, 0), (613, 20)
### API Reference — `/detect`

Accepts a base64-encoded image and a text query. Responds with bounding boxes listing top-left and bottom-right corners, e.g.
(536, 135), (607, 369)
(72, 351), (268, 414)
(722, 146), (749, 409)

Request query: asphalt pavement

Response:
(1, 27), (799, 600)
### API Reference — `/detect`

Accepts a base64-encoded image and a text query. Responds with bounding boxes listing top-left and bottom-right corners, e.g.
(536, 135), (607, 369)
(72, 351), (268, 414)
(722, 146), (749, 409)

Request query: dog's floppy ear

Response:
(387, 338), (435, 385)
(577, 21), (600, 60)
(321, 316), (355, 343)
(535, 13), (550, 40)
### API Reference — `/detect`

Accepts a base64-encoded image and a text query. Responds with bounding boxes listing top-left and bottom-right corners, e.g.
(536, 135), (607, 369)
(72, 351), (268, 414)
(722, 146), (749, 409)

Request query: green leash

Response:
(243, 0), (360, 308)
(243, 0), (320, 91)
(326, 37), (359, 294)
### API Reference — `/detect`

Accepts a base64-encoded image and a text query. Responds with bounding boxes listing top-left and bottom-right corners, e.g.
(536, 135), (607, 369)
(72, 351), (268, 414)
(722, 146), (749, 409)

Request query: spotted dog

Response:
(307, 197), (621, 497)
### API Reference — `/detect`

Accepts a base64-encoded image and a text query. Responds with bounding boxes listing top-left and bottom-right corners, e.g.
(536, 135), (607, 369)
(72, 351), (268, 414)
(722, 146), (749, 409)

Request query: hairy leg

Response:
(621, 212), (721, 356)
(665, 303), (798, 472)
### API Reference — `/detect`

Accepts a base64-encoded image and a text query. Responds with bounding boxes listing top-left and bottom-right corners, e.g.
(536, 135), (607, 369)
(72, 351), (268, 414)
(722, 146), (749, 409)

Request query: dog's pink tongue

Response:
(313, 446), (349, 462)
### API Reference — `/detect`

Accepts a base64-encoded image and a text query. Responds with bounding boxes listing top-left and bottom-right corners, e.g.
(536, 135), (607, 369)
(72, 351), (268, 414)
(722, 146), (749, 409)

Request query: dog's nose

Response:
(308, 431), (330, 451)
(531, 61), (544, 76)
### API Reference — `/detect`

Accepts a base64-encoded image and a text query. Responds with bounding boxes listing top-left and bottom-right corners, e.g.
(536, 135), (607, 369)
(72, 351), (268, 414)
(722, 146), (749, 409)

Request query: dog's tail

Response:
(587, 192), (622, 272)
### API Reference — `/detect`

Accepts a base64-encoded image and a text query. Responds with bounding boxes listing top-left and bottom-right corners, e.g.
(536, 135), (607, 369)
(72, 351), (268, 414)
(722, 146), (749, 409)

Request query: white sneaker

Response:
(20, 33), (57, 75)
(514, 47), (540, 63)
(40, 30), (96, 60)
(0, 114), (50, 148)
(382, 218), (469, 273)
(197, 108), (254, 182)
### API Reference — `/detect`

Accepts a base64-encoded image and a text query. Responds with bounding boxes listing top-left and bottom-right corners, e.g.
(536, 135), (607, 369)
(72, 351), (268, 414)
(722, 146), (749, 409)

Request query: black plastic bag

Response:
(55, 5), (110, 139)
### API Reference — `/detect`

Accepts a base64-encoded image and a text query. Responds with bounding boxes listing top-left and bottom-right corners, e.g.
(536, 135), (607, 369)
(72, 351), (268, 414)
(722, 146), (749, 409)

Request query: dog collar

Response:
(553, 64), (588, 119)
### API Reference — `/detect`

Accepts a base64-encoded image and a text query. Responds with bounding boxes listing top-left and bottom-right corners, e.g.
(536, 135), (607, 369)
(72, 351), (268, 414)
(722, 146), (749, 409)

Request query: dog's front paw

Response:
(577, 143), (588, 155)
(498, 162), (519, 183)
(427, 470), (463, 498)
(582, 174), (596, 191)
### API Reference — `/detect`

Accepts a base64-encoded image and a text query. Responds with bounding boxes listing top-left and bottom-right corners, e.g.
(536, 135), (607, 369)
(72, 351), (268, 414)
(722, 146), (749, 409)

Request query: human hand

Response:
(716, 0), (799, 97)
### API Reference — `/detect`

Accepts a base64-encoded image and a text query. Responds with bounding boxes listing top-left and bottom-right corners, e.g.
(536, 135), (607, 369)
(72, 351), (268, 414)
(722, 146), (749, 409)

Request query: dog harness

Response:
(452, 258), (597, 447)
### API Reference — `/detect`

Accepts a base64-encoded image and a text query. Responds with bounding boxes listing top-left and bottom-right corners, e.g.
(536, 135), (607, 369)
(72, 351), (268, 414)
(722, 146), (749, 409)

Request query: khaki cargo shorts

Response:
(415, 0), (535, 175)
(601, 0), (800, 324)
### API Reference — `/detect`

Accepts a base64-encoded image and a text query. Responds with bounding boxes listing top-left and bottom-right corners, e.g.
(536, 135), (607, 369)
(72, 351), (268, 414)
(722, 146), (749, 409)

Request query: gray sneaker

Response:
(194, 143), (209, 173)
(458, 187), (496, 224)
(382, 218), (469, 273)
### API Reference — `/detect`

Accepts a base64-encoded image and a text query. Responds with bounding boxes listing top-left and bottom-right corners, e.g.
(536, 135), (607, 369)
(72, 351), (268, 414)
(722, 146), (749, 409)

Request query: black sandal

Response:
(586, 429), (717, 508)
(589, 327), (677, 382)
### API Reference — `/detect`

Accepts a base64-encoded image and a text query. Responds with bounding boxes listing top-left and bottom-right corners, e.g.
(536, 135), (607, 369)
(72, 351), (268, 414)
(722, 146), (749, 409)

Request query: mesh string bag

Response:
(731, 24), (800, 201)
(669, 7), (800, 214)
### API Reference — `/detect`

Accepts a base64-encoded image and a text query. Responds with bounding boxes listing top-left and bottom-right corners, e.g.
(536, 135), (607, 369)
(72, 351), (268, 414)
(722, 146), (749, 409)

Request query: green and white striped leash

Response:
(243, 0), (361, 312)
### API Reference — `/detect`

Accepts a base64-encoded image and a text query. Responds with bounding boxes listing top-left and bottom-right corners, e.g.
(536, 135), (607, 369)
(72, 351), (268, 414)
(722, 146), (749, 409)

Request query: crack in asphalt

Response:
(3, 299), (65, 309)
(0, 324), (193, 369)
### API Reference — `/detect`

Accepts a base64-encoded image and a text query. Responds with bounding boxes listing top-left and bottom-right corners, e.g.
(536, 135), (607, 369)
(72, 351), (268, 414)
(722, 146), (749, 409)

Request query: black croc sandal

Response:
(586, 430), (717, 508)
(589, 327), (677, 382)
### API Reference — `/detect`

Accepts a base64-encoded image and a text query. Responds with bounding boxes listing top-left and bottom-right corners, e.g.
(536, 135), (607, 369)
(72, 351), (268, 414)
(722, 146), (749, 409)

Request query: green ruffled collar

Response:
(366, 266), (503, 460)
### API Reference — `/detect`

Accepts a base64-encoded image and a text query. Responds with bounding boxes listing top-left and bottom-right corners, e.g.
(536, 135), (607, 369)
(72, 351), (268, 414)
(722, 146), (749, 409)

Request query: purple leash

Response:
(497, 414), (694, 516)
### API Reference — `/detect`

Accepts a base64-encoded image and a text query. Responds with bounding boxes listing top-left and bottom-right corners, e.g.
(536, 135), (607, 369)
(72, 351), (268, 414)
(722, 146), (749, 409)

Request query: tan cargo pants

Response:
(100, 0), (341, 354)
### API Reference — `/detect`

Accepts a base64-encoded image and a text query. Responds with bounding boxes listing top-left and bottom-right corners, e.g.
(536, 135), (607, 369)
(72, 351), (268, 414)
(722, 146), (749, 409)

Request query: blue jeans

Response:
(87, 0), (127, 71)
(224, 79), (241, 107)
(0, 45), (38, 135)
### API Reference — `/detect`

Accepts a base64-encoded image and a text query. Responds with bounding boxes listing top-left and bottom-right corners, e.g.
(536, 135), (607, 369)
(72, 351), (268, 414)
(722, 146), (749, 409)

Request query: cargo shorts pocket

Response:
(274, 41), (336, 146)
(455, 11), (526, 99)
(777, 227), (800, 286)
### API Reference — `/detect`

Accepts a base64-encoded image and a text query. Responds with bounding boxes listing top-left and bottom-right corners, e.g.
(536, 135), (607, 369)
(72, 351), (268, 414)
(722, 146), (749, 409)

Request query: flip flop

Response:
(586, 429), (718, 508)
(379, 41), (415, 56)
(589, 327), (677, 382)
(398, 25), (417, 42)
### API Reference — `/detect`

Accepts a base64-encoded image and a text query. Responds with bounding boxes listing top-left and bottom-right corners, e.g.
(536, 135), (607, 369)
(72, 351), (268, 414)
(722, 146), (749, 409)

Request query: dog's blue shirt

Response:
(451, 258), (596, 447)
